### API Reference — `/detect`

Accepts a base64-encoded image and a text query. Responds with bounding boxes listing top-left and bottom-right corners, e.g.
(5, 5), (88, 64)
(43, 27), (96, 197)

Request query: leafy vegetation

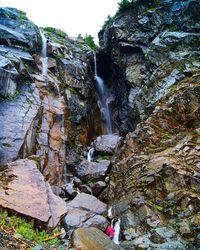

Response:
(117, 0), (139, 15)
(152, 203), (164, 212)
(83, 34), (98, 51)
(0, 210), (61, 246)
(102, 0), (163, 28)
(43, 27), (68, 38)
(103, 14), (115, 27)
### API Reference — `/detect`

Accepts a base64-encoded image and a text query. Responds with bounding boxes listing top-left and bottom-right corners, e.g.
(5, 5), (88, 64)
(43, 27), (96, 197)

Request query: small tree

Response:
(117, 0), (138, 14)
(84, 34), (98, 51)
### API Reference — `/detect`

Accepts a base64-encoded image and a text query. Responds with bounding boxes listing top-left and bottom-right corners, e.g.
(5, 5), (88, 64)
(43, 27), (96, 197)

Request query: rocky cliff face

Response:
(98, 0), (200, 249)
(0, 8), (101, 185)
(98, 0), (199, 133)
(0, 1), (199, 249)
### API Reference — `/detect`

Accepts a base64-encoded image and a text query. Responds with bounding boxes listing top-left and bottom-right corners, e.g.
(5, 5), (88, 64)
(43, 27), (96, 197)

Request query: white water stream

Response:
(40, 31), (67, 184)
(87, 146), (95, 162)
(94, 54), (112, 134)
(113, 218), (121, 245)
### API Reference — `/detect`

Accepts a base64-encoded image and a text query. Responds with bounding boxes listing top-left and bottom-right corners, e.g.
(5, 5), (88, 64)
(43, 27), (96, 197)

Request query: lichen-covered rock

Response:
(72, 227), (120, 250)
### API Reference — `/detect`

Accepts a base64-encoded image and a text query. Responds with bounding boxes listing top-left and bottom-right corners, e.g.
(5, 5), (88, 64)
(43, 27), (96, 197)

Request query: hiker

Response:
(106, 225), (115, 239)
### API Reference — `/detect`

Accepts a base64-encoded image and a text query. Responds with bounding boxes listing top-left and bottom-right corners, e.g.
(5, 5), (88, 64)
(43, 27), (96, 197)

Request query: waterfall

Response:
(108, 207), (113, 218)
(87, 147), (95, 162)
(40, 30), (67, 184)
(40, 31), (48, 76)
(94, 54), (112, 134)
(113, 219), (120, 245)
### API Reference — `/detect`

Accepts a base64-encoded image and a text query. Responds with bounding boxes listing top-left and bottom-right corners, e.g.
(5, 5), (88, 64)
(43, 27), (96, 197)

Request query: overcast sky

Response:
(0, 0), (119, 43)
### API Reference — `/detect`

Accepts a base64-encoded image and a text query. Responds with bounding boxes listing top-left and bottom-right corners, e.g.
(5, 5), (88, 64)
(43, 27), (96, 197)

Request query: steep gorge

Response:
(0, 1), (200, 249)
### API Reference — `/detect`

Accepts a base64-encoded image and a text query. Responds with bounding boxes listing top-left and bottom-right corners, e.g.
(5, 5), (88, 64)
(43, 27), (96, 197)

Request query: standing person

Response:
(106, 224), (115, 240)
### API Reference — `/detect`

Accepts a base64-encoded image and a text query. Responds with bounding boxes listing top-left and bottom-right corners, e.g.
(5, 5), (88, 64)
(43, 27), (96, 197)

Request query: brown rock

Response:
(0, 159), (68, 227)
(73, 227), (120, 250)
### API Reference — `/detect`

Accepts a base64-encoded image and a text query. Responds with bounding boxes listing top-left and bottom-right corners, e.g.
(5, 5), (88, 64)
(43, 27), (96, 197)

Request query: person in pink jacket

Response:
(106, 225), (115, 239)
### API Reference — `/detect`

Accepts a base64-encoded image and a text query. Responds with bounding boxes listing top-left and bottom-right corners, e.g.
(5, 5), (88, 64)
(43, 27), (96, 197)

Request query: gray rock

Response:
(0, 84), (41, 165)
(0, 46), (33, 61)
(73, 227), (120, 250)
(121, 210), (141, 229)
(82, 215), (108, 228)
(79, 184), (92, 194)
(91, 181), (107, 196)
(73, 176), (82, 187)
(94, 134), (122, 154)
(63, 193), (107, 233)
(0, 8), (40, 51)
(68, 193), (107, 215)
(123, 228), (143, 241)
(0, 54), (19, 97)
(179, 220), (191, 236)
(75, 159), (110, 181)
(64, 208), (91, 229)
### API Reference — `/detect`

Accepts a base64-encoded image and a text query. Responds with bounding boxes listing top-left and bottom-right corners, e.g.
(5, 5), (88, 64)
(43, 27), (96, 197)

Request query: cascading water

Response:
(40, 30), (67, 184)
(113, 219), (121, 245)
(108, 206), (113, 218)
(40, 31), (48, 76)
(94, 54), (112, 134)
(87, 146), (95, 162)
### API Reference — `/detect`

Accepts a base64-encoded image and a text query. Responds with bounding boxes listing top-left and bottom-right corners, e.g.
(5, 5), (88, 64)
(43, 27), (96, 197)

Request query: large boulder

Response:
(75, 159), (110, 181)
(72, 227), (120, 250)
(94, 134), (122, 154)
(68, 193), (107, 214)
(63, 193), (107, 233)
(0, 159), (68, 227)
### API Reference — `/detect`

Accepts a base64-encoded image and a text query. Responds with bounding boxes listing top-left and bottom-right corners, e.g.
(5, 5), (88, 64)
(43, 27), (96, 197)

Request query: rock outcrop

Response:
(0, 7), (101, 185)
(98, 0), (200, 133)
(97, 0), (200, 249)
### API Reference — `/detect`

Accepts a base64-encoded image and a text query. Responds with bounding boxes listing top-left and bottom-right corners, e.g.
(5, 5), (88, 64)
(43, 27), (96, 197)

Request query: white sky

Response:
(0, 0), (119, 43)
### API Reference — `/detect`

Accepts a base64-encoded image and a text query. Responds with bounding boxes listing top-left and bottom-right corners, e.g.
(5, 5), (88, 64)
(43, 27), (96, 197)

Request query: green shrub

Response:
(83, 34), (98, 51)
(117, 0), (138, 14)
(43, 27), (68, 38)
(0, 210), (61, 246)
(115, 0), (162, 16)
(103, 14), (115, 27)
